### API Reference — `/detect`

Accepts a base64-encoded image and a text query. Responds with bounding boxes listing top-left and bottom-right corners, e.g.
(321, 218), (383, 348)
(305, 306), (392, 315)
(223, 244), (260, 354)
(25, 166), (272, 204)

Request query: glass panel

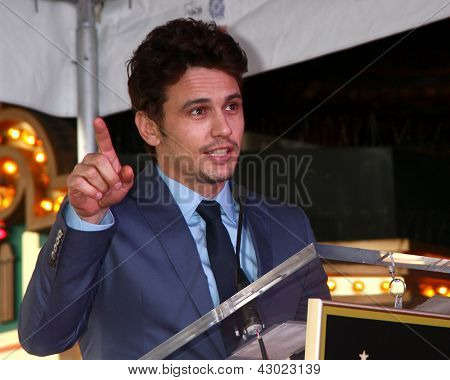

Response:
(140, 244), (318, 360)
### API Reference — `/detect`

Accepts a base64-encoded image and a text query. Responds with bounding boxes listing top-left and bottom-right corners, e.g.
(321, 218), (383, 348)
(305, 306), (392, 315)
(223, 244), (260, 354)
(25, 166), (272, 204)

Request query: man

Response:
(19, 19), (330, 359)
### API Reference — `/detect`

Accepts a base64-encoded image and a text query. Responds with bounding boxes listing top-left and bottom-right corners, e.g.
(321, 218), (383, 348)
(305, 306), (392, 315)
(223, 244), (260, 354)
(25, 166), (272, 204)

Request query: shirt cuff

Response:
(64, 203), (115, 231)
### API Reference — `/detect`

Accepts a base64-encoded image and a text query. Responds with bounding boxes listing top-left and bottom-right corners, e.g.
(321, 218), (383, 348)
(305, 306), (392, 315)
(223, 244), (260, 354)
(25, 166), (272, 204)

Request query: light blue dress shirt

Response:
(65, 166), (258, 307)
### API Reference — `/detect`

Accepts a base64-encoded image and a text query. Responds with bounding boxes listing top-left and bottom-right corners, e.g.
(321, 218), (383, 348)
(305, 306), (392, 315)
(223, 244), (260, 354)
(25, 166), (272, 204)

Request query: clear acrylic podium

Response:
(140, 243), (450, 360)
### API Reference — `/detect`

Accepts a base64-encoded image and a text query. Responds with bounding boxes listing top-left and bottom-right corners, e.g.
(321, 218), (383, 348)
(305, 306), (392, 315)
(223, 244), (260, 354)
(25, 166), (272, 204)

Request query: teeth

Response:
(208, 149), (228, 156)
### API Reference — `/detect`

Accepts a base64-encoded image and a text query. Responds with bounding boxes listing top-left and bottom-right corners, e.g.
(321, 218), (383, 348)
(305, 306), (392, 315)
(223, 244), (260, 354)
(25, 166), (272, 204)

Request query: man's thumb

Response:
(120, 165), (134, 189)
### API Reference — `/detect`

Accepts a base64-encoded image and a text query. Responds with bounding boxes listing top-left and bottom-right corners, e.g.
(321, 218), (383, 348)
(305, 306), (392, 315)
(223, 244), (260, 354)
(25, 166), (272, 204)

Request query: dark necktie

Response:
(196, 200), (237, 303)
(196, 200), (240, 355)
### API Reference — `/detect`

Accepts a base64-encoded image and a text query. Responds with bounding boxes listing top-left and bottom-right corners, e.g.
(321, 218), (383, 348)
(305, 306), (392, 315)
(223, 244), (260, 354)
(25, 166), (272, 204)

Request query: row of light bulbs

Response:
(2, 153), (47, 176)
(4, 126), (47, 164)
(420, 285), (449, 298)
(327, 278), (449, 297)
(1, 125), (61, 214)
(2, 126), (48, 175)
(40, 195), (65, 213)
(327, 279), (392, 292)
(7, 126), (39, 146)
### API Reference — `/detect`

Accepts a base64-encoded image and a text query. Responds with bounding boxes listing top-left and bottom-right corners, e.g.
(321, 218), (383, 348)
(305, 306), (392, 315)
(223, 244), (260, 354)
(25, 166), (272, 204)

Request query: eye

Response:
(190, 108), (205, 116)
(225, 102), (239, 112)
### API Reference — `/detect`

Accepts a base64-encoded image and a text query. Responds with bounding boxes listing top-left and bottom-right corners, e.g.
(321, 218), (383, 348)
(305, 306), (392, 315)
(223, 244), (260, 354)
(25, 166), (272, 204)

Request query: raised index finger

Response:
(94, 117), (119, 167)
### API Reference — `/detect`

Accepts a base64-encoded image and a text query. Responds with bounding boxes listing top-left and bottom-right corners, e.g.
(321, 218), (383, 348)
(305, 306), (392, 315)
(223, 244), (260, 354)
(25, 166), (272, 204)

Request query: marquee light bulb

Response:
(34, 151), (47, 163)
(7, 128), (21, 140)
(2, 160), (18, 175)
(437, 286), (448, 296)
(40, 199), (53, 212)
(422, 286), (435, 298)
(2, 197), (12, 208)
(53, 195), (65, 212)
(21, 132), (36, 146)
(380, 281), (390, 291)
(353, 280), (365, 292)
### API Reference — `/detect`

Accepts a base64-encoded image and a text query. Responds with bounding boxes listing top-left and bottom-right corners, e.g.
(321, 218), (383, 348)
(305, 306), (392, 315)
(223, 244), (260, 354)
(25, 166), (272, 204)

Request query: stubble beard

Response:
(197, 167), (233, 185)
(196, 159), (237, 185)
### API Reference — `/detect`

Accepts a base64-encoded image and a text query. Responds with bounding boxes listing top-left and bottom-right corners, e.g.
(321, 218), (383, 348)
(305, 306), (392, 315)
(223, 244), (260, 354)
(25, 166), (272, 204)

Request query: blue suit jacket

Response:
(19, 164), (330, 359)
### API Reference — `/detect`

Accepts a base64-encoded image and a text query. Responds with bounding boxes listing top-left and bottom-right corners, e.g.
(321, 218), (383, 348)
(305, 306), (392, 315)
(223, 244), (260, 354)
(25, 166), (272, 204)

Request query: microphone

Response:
(232, 183), (268, 359)
(236, 268), (263, 336)
(232, 183), (264, 337)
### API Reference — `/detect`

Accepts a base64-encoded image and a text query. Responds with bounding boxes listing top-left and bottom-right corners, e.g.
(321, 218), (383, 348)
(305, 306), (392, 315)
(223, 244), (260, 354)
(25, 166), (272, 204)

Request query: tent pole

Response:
(76, 0), (98, 161)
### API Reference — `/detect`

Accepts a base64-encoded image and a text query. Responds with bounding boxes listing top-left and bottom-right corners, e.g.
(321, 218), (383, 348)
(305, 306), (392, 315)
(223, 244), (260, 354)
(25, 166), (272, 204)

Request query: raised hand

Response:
(67, 117), (134, 224)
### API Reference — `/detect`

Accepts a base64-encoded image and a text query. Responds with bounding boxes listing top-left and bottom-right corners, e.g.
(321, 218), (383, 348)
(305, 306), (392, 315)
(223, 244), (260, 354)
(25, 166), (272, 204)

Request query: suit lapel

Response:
(129, 163), (226, 356)
(130, 164), (214, 316)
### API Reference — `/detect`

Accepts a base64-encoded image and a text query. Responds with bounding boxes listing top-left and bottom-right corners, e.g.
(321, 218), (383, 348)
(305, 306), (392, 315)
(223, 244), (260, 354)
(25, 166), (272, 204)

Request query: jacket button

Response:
(48, 256), (57, 268)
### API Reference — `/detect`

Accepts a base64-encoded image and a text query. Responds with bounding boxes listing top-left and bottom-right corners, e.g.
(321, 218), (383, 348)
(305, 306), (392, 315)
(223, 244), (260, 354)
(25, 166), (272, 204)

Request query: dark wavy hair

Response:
(127, 18), (248, 125)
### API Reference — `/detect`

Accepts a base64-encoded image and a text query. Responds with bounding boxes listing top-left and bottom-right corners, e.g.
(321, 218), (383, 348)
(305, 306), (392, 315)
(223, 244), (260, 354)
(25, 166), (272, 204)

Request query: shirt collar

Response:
(156, 165), (237, 225)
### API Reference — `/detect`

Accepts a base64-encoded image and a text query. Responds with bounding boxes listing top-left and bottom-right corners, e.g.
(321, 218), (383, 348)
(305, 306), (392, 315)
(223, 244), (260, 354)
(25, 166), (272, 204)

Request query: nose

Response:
(210, 110), (232, 138)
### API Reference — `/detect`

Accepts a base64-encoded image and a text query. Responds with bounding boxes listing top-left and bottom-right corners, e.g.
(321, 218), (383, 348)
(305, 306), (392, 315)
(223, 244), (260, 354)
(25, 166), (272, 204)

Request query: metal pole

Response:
(76, 0), (98, 161)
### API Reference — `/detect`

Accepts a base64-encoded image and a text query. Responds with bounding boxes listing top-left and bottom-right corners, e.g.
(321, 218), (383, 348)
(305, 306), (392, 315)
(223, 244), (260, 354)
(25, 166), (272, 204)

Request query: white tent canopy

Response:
(1, 0), (449, 118)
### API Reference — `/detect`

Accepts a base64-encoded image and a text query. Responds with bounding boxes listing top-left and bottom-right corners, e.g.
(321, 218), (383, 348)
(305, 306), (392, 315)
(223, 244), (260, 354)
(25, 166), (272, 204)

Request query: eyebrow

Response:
(180, 93), (242, 111)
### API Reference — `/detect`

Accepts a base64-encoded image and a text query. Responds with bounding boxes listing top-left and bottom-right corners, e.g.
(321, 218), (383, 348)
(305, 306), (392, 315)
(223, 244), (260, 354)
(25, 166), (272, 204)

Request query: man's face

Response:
(155, 67), (244, 192)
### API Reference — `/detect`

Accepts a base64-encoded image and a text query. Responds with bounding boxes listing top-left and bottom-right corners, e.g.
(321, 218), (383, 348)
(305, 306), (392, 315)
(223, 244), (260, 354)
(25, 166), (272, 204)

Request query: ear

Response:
(135, 111), (161, 147)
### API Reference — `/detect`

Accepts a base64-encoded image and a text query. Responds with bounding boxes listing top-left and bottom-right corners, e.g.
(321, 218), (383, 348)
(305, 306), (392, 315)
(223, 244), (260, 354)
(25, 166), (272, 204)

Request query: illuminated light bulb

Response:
(22, 132), (36, 146)
(7, 128), (21, 140)
(34, 151), (47, 163)
(53, 194), (66, 212)
(0, 188), (14, 209)
(381, 281), (390, 292)
(2, 197), (12, 208)
(2, 160), (18, 175)
(0, 228), (7, 240)
(353, 280), (365, 292)
(327, 279), (336, 291)
(422, 286), (435, 298)
(437, 286), (448, 296)
(40, 199), (53, 212)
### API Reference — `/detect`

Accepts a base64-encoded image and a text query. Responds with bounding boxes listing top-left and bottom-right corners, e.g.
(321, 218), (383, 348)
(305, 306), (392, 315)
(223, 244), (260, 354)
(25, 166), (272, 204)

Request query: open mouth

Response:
(205, 148), (232, 157)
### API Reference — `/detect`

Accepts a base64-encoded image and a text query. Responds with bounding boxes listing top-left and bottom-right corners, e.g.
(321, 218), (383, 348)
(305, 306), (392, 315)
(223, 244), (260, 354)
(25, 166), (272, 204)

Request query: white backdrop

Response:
(0, 0), (449, 117)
